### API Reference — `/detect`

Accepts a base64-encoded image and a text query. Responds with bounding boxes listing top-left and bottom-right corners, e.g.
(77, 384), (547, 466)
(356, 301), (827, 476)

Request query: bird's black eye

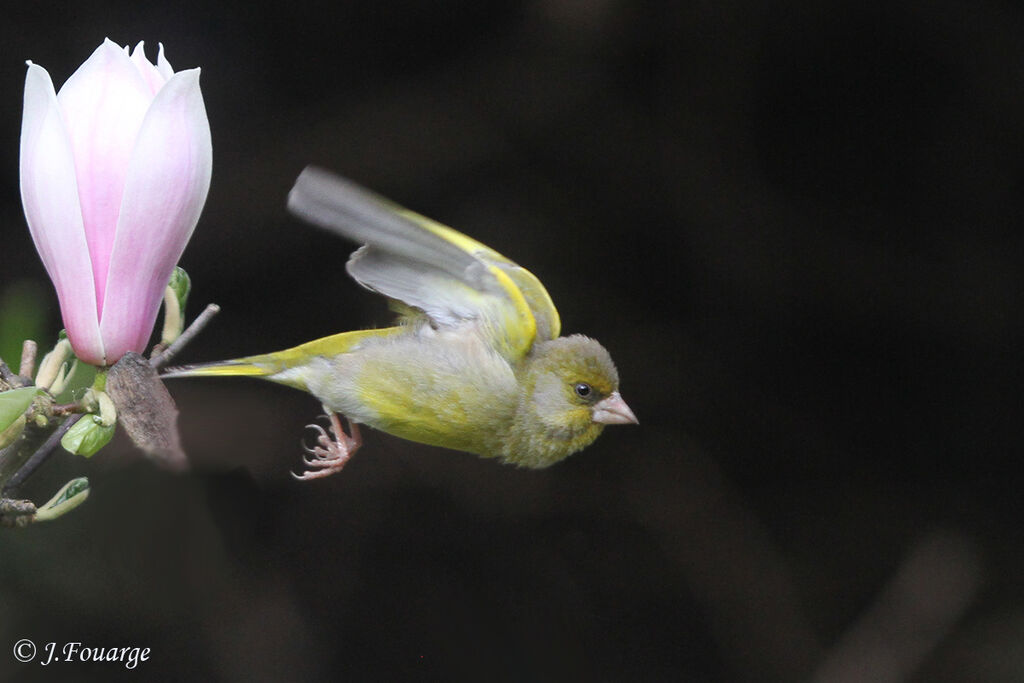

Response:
(574, 382), (593, 399)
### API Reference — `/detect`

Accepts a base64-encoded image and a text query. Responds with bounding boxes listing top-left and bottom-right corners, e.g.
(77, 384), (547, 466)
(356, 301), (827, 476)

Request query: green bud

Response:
(161, 266), (192, 345)
(61, 415), (115, 457)
(167, 266), (192, 303)
(34, 477), (90, 522)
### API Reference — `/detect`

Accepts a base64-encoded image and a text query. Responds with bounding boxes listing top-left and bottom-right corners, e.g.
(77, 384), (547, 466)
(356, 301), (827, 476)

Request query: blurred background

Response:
(1, 1), (1022, 681)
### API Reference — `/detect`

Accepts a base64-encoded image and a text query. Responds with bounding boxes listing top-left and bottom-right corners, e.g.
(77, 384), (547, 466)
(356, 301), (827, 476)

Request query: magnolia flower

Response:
(20, 39), (212, 366)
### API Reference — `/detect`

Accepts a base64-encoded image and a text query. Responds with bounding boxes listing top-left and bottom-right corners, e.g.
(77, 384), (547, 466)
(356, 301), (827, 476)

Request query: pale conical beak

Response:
(592, 392), (639, 425)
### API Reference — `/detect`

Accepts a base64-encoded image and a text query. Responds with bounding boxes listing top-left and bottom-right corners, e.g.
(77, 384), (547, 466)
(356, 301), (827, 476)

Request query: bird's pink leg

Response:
(292, 412), (362, 481)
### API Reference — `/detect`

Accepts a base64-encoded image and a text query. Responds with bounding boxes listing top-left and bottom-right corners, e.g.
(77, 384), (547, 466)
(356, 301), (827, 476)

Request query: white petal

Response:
(99, 67), (212, 361)
(57, 39), (153, 318)
(156, 43), (175, 81)
(129, 41), (168, 95)
(19, 63), (104, 364)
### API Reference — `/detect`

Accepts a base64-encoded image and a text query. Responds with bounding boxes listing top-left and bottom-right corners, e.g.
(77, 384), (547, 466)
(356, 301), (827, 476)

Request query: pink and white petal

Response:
(129, 41), (167, 95)
(19, 63), (104, 365)
(56, 38), (153, 315)
(155, 44), (175, 81)
(99, 67), (212, 360)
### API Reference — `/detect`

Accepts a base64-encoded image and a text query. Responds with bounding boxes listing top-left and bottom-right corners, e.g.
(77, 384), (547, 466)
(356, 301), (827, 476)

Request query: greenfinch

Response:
(166, 167), (636, 478)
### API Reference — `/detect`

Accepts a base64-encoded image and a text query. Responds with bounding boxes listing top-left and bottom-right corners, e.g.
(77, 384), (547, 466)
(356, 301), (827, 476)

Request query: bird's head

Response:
(509, 335), (637, 467)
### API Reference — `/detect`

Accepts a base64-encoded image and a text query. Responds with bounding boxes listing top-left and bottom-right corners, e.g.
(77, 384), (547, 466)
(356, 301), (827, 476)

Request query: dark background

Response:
(2, 1), (1023, 681)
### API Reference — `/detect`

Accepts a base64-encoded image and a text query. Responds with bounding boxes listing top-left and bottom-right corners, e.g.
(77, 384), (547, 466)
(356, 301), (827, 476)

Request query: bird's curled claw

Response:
(292, 412), (362, 481)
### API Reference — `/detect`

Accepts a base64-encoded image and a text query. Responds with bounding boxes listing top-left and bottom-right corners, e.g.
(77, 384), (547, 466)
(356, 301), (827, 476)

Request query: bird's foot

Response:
(292, 412), (362, 481)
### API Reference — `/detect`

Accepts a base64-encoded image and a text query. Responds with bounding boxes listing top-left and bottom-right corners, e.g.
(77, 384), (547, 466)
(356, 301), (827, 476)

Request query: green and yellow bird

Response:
(166, 167), (636, 479)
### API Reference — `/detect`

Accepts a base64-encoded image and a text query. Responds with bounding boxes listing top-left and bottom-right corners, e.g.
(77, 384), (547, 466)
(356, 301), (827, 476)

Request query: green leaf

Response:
(0, 386), (39, 433)
(60, 415), (115, 457)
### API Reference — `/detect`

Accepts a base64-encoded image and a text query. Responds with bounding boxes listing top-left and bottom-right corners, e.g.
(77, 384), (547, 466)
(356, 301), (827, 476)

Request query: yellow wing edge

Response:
(397, 208), (562, 354)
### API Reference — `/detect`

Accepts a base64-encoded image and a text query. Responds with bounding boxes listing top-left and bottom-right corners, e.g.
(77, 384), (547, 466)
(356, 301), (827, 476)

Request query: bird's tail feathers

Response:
(160, 327), (405, 390)
(161, 355), (286, 380)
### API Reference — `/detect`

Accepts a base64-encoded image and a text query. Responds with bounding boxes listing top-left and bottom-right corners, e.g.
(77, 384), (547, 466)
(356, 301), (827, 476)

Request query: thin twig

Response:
(19, 340), (38, 379)
(1, 414), (82, 495)
(52, 403), (89, 416)
(150, 303), (220, 369)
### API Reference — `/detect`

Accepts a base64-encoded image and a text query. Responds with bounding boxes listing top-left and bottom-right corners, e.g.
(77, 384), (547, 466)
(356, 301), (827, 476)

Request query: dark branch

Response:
(1, 415), (82, 495)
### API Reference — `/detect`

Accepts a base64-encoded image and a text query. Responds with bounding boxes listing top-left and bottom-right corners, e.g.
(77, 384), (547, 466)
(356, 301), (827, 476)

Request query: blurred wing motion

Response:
(287, 167), (561, 360)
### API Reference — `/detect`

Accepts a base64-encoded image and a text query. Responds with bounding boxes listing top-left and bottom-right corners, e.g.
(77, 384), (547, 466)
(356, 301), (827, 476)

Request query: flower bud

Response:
(20, 39), (212, 366)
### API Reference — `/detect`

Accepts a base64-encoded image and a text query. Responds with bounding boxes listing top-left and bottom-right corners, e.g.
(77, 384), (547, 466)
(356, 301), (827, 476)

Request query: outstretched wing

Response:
(286, 166), (561, 360)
